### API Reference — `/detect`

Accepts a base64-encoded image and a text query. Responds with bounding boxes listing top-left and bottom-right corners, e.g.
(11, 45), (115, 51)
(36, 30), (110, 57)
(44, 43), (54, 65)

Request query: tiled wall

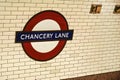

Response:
(0, 0), (120, 80)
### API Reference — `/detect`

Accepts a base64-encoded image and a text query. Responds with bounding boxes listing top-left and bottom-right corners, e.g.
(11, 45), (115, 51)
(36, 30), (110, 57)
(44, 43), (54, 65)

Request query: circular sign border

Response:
(22, 10), (68, 61)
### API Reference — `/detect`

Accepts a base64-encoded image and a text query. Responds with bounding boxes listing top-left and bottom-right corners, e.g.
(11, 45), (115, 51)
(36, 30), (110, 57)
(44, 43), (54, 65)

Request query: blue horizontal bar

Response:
(15, 30), (73, 43)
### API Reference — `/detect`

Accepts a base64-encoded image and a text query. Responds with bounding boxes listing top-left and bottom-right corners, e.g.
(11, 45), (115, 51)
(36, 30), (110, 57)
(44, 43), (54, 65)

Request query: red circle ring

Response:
(22, 10), (68, 61)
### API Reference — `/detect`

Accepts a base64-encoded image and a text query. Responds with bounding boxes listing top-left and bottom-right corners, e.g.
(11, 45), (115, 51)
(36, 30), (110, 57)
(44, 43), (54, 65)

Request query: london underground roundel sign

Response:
(15, 10), (73, 61)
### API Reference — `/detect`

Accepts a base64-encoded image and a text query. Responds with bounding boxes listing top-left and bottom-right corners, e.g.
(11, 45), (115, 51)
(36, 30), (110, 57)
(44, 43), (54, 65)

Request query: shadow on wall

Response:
(62, 71), (120, 80)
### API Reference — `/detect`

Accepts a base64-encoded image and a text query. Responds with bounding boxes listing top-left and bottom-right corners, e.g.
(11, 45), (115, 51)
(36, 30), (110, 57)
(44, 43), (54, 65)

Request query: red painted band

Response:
(22, 10), (68, 61)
